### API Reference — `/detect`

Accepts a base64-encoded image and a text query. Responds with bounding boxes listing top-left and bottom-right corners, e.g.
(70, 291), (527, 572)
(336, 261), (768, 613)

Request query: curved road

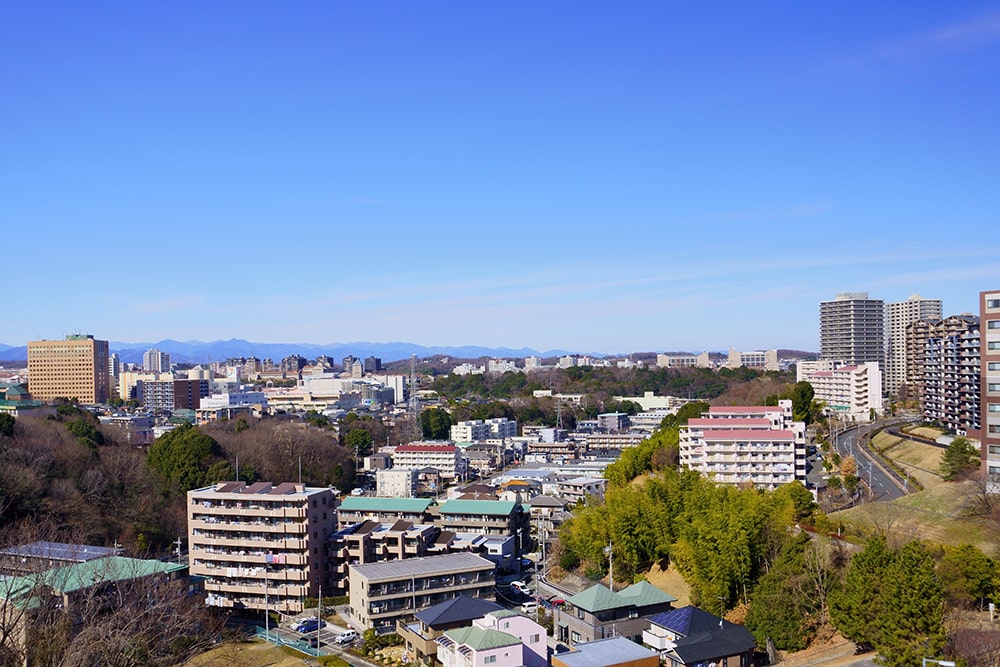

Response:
(830, 422), (909, 502)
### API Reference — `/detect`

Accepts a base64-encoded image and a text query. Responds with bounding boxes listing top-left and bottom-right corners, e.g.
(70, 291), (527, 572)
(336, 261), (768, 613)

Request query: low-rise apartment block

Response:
(336, 497), (434, 528)
(393, 443), (466, 481)
(801, 361), (883, 422)
(348, 552), (496, 633)
(679, 400), (806, 488)
(187, 481), (336, 615)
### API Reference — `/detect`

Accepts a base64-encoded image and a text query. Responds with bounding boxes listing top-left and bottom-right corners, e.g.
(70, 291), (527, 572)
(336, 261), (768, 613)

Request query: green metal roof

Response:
(568, 580), (675, 613)
(617, 580), (676, 607)
(338, 496), (433, 512)
(438, 499), (516, 516)
(567, 584), (623, 612)
(444, 625), (521, 651)
(1, 557), (186, 607)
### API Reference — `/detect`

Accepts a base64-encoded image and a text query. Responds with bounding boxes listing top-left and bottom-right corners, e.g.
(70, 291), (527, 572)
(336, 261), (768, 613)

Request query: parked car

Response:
(296, 618), (326, 634)
(510, 580), (530, 593)
(336, 629), (359, 644)
(520, 601), (538, 615)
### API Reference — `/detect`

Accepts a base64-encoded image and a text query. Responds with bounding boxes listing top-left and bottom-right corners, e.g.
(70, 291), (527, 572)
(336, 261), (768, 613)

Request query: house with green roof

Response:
(559, 580), (676, 645)
(437, 607), (548, 667)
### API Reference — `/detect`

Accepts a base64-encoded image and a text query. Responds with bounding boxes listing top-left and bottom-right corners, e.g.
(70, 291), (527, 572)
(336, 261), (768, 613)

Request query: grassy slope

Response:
(832, 432), (996, 556)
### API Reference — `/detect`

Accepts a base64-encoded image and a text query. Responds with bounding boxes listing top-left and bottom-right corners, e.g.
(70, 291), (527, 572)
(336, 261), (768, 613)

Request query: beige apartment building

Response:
(27, 334), (111, 404)
(187, 481), (336, 615)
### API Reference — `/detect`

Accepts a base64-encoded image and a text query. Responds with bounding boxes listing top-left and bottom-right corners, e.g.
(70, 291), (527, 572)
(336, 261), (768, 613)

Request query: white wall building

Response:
(377, 468), (418, 498)
(679, 400), (807, 488)
(803, 361), (883, 422)
(393, 442), (466, 480)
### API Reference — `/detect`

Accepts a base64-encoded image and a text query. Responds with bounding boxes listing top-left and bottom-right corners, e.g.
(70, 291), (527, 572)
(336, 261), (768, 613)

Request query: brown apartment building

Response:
(980, 290), (1000, 487)
(27, 334), (111, 404)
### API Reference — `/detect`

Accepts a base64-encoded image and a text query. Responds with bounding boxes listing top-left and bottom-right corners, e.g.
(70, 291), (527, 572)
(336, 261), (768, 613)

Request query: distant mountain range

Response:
(0, 339), (574, 366)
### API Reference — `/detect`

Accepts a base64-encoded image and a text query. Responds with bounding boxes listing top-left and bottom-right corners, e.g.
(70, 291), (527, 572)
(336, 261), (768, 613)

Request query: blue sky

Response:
(3, 2), (999, 354)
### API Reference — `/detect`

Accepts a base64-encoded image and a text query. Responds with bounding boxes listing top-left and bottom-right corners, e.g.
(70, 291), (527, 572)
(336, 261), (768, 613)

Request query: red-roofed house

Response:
(680, 400), (806, 488)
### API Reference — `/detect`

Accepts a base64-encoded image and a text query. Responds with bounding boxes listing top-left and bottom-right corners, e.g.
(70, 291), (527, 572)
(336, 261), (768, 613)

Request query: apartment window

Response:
(989, 321), (1000, 330)
(531, 634), (540, 643)
(990, 446), (1000, 456)
(991, 342), (1000, 350)
(990, 363), (1000, 371)
(484, 657), (496, 665)
(990, 384), (1000, 392)
(990, 425), (1000, 434)
(988, 299), (1000, 308)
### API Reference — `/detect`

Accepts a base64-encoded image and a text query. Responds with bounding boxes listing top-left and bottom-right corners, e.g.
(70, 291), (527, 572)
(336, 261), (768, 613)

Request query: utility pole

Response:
(604, 540), (613, 591)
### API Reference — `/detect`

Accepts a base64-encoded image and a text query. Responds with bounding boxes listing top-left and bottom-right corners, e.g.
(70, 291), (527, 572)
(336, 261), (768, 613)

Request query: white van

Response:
(520, 601), (538, 615)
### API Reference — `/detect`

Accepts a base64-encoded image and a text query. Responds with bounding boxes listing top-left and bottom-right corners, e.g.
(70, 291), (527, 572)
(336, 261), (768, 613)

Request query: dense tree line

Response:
(431, 366), (792, 409)
(558, 437), (999, 663)
(0, 412), (356, 554)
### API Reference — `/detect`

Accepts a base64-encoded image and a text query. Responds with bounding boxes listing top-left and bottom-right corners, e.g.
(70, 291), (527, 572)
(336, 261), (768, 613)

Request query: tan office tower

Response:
(885, 294), (942, 398)
(27, 334), (111, 404)
(980, 290), (1000, 489)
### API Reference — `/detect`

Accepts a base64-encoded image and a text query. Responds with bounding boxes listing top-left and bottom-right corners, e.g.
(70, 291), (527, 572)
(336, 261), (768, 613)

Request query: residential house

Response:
(437, 609), (547, 667)
(552, 636), (660, 667)
(398, 594), (505, 666)
(643, 605), (757, 667)
(559, 581), (676, 644)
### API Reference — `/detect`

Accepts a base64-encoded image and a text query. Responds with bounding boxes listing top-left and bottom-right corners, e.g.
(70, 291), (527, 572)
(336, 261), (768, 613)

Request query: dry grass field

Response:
(833, 431), (997, 556)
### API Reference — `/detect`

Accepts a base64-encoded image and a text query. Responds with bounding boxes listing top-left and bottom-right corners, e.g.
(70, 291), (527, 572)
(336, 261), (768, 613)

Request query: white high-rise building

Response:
(885, 294), (942, 397)
(142, 348), (171, 373)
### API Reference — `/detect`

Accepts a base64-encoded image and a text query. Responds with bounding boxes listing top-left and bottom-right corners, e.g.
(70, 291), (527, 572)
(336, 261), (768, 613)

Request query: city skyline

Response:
(4, 3), (999, 352)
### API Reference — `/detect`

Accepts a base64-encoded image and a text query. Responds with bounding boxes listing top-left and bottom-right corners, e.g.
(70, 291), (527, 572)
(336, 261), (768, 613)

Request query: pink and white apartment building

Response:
(679, 400), (807, 488)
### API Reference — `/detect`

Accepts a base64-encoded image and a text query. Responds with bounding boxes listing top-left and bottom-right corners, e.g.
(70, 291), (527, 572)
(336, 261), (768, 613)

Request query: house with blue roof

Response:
(642, 605), (757, 667)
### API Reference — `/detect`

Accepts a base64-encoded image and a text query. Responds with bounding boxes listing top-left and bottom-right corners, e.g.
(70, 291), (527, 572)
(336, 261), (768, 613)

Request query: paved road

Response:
(831, 423), (907, 502)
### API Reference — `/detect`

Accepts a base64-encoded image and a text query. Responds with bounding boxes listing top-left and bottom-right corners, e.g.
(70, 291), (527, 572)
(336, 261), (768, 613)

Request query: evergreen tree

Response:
(876, 541), (947, 667)
(745, 533), (819, 651)
(939, 436), (979, 481)
(829, 536), (895, 647)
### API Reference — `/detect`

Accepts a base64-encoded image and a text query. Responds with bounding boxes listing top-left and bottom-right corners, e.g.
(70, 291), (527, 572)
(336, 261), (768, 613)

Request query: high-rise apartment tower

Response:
(819, 293), (885, 368)
(885, 294), (942, 397)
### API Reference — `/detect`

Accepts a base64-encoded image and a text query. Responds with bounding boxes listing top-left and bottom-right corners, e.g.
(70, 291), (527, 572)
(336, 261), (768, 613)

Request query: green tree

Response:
(829, 536), (895, 647)
(939, 436), (979, 481)
(937, 543), (997, 608)
(745, 533), (820, 651)
(0, 413), (14, 438)
(345, 428), (374, 458)
(876, 541), (947, 667)
(147, 424), (225, 491)
(420, 408), (452, 440)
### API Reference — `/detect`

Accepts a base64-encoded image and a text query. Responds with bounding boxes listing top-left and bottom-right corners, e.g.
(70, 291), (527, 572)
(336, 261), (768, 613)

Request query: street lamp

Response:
(922, 659), (956, 667)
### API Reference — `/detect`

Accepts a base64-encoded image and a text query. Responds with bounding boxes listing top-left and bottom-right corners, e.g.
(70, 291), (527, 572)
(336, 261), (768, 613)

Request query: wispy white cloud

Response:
(843, 8), (1000, 67)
